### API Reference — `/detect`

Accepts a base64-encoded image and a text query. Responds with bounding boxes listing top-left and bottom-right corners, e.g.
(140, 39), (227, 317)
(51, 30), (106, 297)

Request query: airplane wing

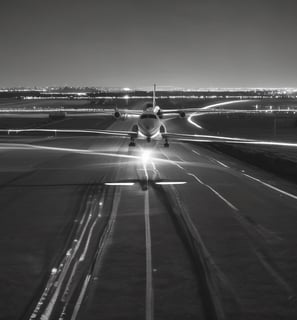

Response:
(0, 128), (137, 138)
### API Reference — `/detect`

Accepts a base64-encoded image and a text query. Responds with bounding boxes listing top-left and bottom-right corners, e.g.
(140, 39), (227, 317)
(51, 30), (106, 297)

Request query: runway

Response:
(1, 115), (297, 319)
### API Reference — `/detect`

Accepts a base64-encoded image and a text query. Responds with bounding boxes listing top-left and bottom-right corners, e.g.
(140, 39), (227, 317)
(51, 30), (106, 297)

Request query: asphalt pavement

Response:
(0, 115), (297, 319)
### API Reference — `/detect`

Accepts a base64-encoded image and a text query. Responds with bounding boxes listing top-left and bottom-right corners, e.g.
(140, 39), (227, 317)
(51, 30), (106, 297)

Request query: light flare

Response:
(141, 149), (152, 164)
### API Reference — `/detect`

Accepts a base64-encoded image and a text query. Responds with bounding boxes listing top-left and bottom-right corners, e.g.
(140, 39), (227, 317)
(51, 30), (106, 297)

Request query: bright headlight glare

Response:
(141, 150), (151, 163)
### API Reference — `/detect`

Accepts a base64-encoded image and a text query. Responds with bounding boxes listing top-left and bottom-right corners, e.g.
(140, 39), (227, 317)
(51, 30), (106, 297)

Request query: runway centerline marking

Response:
(244, 173), (297, 201)
(188, 173), (239, 211)
(144, 190), (154, 320)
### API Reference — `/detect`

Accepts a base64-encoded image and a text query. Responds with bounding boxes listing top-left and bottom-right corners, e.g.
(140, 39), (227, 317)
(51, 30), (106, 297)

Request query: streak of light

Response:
(0, 142), (195, 168)
(3, 128), (131, 136)
(155, 181), (187, 185)
(200, 99), (252, 110)
(243, 173), (297, 201)
(176, 138), (297, 148)
(167, 132), (252, 141)
(0, 143), (142, 159)
(187, 113), (203, 129)
(187, 99), (253, 131)
(104, 182), (135, 186)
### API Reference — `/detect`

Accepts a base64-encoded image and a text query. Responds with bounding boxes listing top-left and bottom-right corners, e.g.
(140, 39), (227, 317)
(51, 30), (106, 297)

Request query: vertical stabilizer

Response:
(153, 84), (156, 109)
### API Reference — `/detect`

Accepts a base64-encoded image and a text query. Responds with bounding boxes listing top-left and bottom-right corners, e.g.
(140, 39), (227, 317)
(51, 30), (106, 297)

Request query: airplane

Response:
(110, 84), (187, 147)
(2, 85), (297, 150)
(1, 84), (191, 148)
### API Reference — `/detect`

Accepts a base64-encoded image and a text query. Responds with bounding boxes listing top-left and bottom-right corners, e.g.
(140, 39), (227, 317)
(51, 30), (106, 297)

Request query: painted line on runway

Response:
(161, 151), (185, 170)
(70, 187), (122, 320)
(176, 154), (186, 163)
(144, 190), (154, 320)
(188, 173), (239, 211)
(70, 274), (91, 320)
(192, 149), (201, 156)
(243, 173), (297, 201)
(211, 158), (230, 168)
(191, 147), (230, 168)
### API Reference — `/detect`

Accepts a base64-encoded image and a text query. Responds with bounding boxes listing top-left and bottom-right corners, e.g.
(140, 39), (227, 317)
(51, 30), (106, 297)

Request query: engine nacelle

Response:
(132, 124), (139, 136)
(113, 110), (122, 119)
(156, 108), (163, 118)
(179, 111), (186, 118)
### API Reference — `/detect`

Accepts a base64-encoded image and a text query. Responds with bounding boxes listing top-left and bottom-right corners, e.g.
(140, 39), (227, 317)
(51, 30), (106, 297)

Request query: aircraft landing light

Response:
(141, 150), (152, 163)
(104, 182), (135, 186)
(155, 181), (187, 185)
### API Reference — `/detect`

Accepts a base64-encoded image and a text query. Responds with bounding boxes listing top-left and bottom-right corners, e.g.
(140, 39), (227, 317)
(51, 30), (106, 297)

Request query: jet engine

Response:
(113, 110), (122, 119)
(179, 111), (186, 118)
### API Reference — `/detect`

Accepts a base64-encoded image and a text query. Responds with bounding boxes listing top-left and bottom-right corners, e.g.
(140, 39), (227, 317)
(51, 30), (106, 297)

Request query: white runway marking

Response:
(244, 173), (297, 201)
(70, 274), (91, 320)
(191, 149), (201, 156)
(144, 190), (154, 320)
(188, 173), (239, 211)
(212, 159), (230, 168)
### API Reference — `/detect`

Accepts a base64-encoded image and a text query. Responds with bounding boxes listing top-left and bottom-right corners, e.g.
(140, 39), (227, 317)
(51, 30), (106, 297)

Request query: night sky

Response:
(1, 0), (297, 88)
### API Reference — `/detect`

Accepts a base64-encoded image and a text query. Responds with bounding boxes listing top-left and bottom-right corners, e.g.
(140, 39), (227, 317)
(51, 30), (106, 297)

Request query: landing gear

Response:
(146, 137), (151, 143)
(129, 137), (136, 147)
(164, 138), (169, 148)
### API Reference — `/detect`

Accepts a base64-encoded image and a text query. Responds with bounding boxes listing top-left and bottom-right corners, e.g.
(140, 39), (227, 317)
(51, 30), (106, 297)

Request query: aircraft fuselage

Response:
(137, 111), (163, 139)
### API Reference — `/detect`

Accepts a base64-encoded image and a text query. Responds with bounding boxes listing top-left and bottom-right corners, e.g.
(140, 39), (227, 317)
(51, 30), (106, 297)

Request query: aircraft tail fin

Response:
(153, 84), (156, 109)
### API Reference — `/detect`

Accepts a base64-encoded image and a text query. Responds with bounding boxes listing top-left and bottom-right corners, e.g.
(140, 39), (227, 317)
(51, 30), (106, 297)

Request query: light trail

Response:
(200, 99), (252, 110)
(2, 128), (131, 136)
(155, 181), (187, 185)
(104, 182), (135, 186)
(187, 114), (203, 129)
(187, 99), (252, 129)
(176, 137), (297, 148)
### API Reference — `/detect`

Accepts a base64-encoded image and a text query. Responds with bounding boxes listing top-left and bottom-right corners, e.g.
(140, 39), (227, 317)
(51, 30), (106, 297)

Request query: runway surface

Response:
(0, 115), (297, 319)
